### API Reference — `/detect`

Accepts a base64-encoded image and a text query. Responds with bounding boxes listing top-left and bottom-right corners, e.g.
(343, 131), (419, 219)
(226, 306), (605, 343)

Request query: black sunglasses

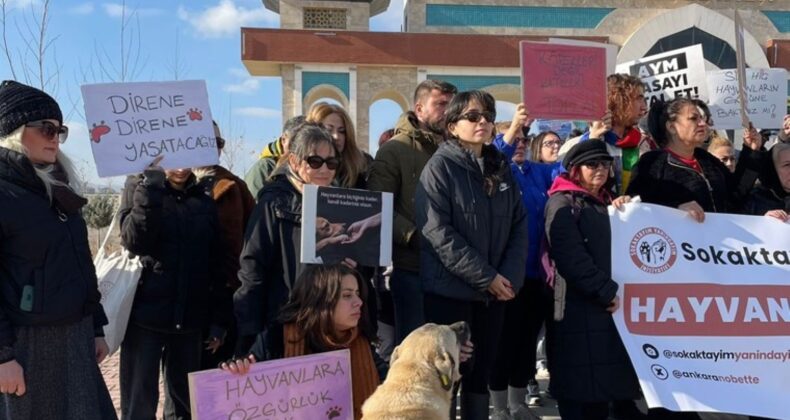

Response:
(26, 120), (69, 144)
(304, 155), (340, 170)
(582, 160), (612, 170)
(458, 110), (495, 124)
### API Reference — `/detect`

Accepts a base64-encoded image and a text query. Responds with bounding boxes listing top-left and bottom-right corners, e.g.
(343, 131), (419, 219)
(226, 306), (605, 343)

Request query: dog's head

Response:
(390, 322), (470, 391)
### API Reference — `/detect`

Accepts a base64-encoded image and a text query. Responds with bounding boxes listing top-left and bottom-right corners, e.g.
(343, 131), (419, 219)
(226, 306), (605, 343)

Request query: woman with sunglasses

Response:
(415, 90), (528, 419)
(0, 80), (115, 418)
(235, 123), (350, 353)
(627, 98), (761, 222)
(307, 103), (370, 189)
(544, 140), (638, 420)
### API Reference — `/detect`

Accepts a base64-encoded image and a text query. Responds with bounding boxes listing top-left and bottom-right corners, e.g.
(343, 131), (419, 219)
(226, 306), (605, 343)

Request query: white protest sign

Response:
(81, 80), (219, 177)
(706, 68), (788, 130)
(616, 45), (709, 106)
(609, 202), (790, 419)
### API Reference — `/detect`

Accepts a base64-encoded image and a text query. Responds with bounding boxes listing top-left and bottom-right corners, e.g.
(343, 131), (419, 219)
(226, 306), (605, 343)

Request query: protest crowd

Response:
(0, 43), (789, 420)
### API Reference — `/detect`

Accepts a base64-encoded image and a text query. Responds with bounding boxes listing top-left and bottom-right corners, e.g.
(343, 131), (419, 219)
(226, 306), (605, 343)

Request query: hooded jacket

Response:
(119, 173), (227, 333)
(234, 171), (307, 338)
(244, 139), (284, 200)
(493, 135), (562, 279)
(367, 112), (443, 273)
(415, 140), (528, 302)
(0, 147), (107, 350)
(544, 175), (639, 402)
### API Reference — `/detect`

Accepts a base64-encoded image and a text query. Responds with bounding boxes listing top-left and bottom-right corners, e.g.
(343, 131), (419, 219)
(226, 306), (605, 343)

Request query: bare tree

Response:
(166, 28), (190, 81)
(221, 134), (251, 175)
(93, 0), (147, 83)
(1, 0), (60, 92)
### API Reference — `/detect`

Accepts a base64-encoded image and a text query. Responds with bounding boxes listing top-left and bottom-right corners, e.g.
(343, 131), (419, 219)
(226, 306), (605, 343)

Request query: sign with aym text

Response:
(609, 203), (790, 419)
(616, 45), (709, 106)
(81, 80), (219, 177)
(520, 41), (607, 121)
(188, 349), (353, 420)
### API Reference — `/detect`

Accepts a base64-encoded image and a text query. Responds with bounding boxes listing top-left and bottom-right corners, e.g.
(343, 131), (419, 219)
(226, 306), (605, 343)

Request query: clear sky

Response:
(4, 0), (502, 188)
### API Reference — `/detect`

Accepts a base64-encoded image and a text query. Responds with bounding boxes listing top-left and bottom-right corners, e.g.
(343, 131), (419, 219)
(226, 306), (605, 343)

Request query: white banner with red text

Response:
(609, 202), (790, 420)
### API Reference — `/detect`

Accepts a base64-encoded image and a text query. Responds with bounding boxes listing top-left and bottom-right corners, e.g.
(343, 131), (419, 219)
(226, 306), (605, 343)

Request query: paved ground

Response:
(100, 351), (164, 418)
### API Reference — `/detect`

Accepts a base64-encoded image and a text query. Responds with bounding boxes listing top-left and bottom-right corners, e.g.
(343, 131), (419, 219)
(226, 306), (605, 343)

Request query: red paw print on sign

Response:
(90, 121), (111, 143)
(187, 108), (203, 121)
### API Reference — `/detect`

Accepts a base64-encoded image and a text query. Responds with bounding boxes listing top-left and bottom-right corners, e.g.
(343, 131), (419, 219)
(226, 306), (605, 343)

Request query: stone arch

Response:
(303, 84), (349, 113)
(370, 89), (410, 114)
(485, 84), (521, 105)
(619, 4), (769, 69)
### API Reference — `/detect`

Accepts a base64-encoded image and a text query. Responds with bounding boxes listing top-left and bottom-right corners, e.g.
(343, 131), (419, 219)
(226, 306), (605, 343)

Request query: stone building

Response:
(243, 0), (790, 150)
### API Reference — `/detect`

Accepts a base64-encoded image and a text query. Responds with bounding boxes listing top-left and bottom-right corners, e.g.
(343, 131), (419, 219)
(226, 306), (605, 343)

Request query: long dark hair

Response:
(278, 264), (373, 351)
(444, 90), (506, 197)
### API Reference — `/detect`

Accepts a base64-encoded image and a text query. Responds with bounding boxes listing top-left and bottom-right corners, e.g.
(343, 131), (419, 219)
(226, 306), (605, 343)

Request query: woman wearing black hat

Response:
(0, 80), (116, 418)
(544, 140), (640, 420)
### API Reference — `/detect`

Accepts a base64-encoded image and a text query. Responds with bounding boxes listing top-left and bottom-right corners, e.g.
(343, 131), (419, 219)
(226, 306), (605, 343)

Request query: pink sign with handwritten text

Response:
(188, 349), (353, 420)
(520, 41), (607, 121)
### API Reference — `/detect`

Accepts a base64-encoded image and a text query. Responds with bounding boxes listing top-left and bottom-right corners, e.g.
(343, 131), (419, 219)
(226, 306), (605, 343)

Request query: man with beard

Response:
(367, 79), (456, 345)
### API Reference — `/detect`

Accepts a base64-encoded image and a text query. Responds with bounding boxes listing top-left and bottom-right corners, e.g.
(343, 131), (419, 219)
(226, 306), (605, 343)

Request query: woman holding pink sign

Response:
(224, 264), (386, 420)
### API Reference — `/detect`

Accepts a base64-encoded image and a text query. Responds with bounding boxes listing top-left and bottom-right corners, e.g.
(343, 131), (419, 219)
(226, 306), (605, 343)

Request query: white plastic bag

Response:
(93, 214), (142, 356)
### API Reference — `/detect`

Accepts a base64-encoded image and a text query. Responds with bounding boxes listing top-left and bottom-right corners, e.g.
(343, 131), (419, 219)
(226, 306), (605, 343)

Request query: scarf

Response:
(47, 163), (87, 214)
(283, 323), (379, 420)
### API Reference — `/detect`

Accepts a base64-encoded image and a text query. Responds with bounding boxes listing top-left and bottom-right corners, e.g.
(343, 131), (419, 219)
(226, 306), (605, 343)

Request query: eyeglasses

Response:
(582, 160), (612, 170)
(542, 140), (562, 148)
(304, 155), (340, 170)
(458, 110), (495, 124)
(26, 121), (68, 143)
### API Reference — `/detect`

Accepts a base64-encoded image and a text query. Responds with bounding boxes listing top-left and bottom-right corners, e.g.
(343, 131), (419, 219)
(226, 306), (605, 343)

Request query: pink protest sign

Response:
(520, 41), (607, 121)
(188, 349), (353, 420)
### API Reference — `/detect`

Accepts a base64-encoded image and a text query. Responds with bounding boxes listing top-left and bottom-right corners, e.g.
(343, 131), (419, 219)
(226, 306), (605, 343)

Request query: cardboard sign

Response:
(610, 203), (790, 420)
(188, 350), (353, 420)
(616, 45), (709, 106)
(81, 80), (218, 177)
(706, 68), (788, 130)
(520, 41), (607, 121)
(301, 185), (393, 267)
(548, 38), (618, 76)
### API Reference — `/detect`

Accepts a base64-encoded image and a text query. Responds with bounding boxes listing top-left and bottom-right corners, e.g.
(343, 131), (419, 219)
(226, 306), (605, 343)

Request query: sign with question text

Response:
(706, 68), (788, 130)
(188, 350), (353, 420)
(610, 203), (790, 420)
(81, 80), (218, 177)
(616, 45), (709, 106)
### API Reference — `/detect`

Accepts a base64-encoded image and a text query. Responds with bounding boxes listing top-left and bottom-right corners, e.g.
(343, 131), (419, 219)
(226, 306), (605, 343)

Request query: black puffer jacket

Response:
(415, 140), (528, 302)
(0, 147), (107, 348)
(743, 147), (790, 215)
(119, 174), (226, 333)
(626, 148), (743, 213)
(234, 174), (306, 338)
(544, 177), (640, 402)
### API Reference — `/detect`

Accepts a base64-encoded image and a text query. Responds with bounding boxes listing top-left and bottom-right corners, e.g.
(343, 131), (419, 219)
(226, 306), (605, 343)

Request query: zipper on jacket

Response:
(666, 157), (718, 213)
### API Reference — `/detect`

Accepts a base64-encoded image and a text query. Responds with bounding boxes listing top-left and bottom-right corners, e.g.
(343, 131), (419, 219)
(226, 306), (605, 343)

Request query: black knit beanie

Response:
(0, 80), (63, 137)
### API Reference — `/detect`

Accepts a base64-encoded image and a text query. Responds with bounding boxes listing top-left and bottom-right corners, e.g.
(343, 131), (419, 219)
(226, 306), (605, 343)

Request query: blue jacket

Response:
(493, 135), (562, 278)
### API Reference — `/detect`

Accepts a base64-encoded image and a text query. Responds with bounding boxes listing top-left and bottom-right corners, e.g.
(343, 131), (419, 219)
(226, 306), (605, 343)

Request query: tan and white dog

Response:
(361, 321), (470, 420)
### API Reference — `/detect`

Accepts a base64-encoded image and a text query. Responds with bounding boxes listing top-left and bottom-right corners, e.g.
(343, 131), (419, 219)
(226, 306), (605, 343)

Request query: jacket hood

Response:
(435, 139), (509, 178)
(761, 148), (789, 199)
(394, 111), (443, 148)
(0, 146), (45, 194)
(548, 174), (611, 204)
(259, 138), (283, 159)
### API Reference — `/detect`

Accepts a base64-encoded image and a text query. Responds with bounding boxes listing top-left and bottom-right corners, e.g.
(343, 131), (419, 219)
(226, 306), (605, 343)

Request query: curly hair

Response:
(607, 74), (644, 127)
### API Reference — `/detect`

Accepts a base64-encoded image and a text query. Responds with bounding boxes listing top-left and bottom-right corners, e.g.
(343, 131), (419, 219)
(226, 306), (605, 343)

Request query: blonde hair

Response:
(306, 103), (367, 188)
(707, 134), (734, 153)
(0, 125), (80, 201)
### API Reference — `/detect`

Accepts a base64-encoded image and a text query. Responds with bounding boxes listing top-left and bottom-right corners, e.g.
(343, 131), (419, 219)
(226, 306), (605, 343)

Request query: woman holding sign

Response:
(235, 123), (353, 351)
(544, 140), (639, 420)
(225, 264), (385, 420)
(0, 80), (115, 419)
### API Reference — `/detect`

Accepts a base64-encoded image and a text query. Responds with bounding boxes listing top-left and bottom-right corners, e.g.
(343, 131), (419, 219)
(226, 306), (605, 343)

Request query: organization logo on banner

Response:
(629, 227), (677, 274)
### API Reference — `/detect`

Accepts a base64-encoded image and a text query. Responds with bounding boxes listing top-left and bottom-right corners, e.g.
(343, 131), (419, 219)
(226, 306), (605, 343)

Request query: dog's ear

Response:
(433, 350), (455, 391)
(390, 345), (401, 365)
